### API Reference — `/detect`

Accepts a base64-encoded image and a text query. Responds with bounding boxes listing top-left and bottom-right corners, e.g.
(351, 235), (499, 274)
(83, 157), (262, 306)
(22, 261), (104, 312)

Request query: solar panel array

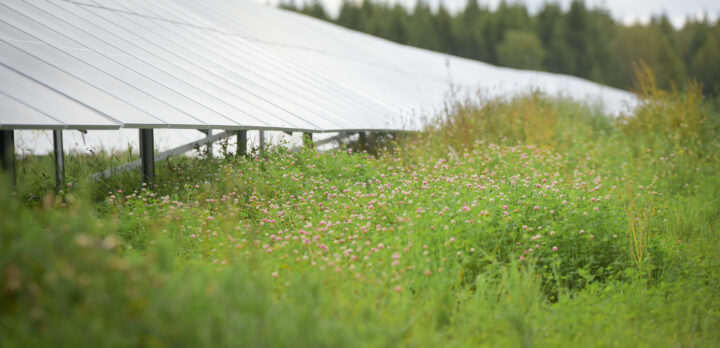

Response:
(0, 0), (636, 133)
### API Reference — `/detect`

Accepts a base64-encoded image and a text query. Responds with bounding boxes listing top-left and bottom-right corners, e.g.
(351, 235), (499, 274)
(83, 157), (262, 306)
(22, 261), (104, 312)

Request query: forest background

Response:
(282, 0), (720, 96)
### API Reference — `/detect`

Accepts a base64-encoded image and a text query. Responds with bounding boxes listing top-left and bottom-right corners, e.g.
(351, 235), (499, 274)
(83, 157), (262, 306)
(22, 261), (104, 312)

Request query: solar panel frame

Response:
(0, 0), (637, 134)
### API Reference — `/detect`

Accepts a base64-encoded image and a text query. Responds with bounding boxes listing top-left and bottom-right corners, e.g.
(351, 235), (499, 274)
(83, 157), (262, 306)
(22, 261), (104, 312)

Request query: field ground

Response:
(2, 76), (720, 347)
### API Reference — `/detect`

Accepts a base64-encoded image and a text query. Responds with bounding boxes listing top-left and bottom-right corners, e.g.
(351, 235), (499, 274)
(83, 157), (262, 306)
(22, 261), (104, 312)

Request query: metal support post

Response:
(303, 132), (313, 148)
(259, 130), (265, 153)
(358, 131), (367, 151)
(206, 129), (213, 158)
(53, 130), (65, 190)
(237, 130), (247, 156)
(0, 130), (15, 187)
(139, 129), (154, 186)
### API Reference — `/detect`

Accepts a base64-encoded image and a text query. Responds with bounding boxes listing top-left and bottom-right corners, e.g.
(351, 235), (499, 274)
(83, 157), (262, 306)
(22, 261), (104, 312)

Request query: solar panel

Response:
(0, 64), (118, 129)
(0, 92), (65, 129)
(0, 0), (636, 134)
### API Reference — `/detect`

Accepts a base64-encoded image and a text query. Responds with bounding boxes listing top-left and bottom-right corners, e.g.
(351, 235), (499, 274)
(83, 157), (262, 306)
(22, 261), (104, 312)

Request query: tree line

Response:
(280, 0), (720, 95)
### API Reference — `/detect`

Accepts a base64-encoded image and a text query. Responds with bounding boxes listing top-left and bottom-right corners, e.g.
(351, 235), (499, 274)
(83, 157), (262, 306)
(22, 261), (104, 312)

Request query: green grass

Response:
(2, 78), (720, 347)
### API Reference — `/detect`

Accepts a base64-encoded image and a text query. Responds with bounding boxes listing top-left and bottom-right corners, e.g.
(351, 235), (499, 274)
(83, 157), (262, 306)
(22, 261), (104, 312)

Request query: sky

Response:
(254, 0), (720, 28)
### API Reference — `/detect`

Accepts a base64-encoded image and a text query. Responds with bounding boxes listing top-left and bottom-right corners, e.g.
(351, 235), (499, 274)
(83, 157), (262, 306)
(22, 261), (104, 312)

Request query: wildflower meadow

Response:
(2, 73), (719, 347)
